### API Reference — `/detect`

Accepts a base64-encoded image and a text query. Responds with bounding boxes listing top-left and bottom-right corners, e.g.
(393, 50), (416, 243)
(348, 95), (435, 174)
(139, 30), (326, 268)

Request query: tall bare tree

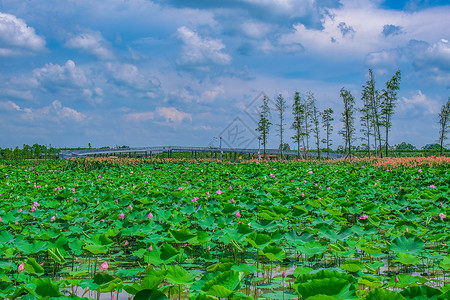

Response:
(339, 88), (356, 158)
(256, 95), (272, 157)
(275, 93), (287, 159)
(291, 91), (305, 159)
(308, 93), (321, 159)
(380, 70), (401, 157)
(321, 108), (334, 159)
(361, 69), (376, 157)
(438, 97), (450, 156)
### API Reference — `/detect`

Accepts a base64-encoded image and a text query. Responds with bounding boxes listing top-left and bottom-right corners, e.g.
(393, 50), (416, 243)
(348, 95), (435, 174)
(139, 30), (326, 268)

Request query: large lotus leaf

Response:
(261, 245), (286, 262)
(364, 288), (406, 299)
(295, 270), (356, 285)
(231, 264), (257, 276)
(297, 278), (355, 299)
(34, 278), (63, 297)
(48, 247), (66, 265)
(395, 253), (420, 266)
(387, 274), (427, 288)
(304, 295), (335, 300)
(201, 271), (242, 295)
(358, 276), (382, 288)
(261, 291), (298, 299)
(165, 265), (195, 285)
(400, 286), (442, 300)
(245, 232), (272, 249)
(24, 257), (44, 276)
(169, 228), (197, 243)
(296, 241), (327, 256)
(390, 236), (424, 255)
(439, 255), (450, 270)
(340, 259), (363, 273)
(134, 289), (169, 300)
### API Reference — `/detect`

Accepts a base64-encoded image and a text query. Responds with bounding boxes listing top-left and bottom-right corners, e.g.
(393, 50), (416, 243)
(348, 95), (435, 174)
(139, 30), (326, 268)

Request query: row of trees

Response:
(256, 69), (450, 158)
(0, 144), (59, 159)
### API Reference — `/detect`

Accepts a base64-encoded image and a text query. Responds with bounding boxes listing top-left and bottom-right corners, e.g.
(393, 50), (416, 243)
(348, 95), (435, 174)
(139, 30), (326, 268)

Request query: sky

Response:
(0, 0), (449, 150)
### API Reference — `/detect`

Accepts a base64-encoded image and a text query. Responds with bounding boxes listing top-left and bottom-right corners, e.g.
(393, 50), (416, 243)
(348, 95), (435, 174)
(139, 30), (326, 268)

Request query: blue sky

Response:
(0, 0), (449, 149)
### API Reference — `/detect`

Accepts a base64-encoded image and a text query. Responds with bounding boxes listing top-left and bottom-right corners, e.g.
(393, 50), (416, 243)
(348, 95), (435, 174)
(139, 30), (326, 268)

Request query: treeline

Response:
(0, 144), (130, 159)
(256, 69), (450, 158)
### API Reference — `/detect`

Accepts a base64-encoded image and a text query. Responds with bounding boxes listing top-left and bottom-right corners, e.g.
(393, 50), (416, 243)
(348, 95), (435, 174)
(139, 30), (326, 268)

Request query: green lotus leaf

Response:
(245, 232), (272, 249)
(261, 245), (286, 262)
(400, 286), (442, 300)
(134, 289), (169, 300)
(48, 247), (66, 265)
(169, 228), (197, 243)
(297, 278), (355, 299)
(395, 253), (420, 266)
(34, 278), (63, 297)
(364, 288), (406, 299)
(24, 257), (44, 275)
(390, 236), (424, 255)
(165, 265), (195, 285)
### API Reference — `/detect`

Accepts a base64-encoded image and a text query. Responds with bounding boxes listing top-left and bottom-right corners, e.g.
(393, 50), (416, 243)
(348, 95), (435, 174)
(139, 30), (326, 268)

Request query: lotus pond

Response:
(0, 157), (449, 299)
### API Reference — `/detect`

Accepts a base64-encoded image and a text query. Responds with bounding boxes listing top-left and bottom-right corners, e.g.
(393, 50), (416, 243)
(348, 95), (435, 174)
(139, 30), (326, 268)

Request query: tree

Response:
(256, 95), (272, 157)
(380, 70), (401, 157)
(360, 69), (377, 158)
(339, 88), (356, 158)
(291, 91), (305, 159)
(304, 92), (313, 157)
(308, 93), (321, 159)
(395, 142), (417, 152)
(438, 97), (450, 155)
(321, 108), (334, 158)
(275, 93), (287, 159)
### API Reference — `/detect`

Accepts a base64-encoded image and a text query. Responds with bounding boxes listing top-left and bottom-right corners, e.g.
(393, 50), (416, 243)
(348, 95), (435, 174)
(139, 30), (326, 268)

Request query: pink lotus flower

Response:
(418, 169), (422, 173)
(99, 261), (108, 270)
(207, 245), (210, 251)
(235, 211), (241, 218)
(111, 294), (116, 300)
(72, 188), (76, 193)
(148, 212), (153, 220)
(359, 214), (368, 220)
(430, 184), (436, 188)
(231, 198), (235, 203)
(439, 213), (446, 220)
(0, 216), (2, 222)
(395, 276), (399, 283)
(216, 190), (223, 195)
(51, 215), (56, 222)
(18, 262), (24, 272)
(191, 197), (199, 203)
(149, 245), (153, 252)
(178, 187), (183, 190)
(282, 271), (286, 278)
(123, 240), (129, 246)
(301, 192), (305, 197)
(128, 204), (132, 210)
(119, 213), (125, 219)
(206, 191), (210, 197)
(406, 227), (409, 233)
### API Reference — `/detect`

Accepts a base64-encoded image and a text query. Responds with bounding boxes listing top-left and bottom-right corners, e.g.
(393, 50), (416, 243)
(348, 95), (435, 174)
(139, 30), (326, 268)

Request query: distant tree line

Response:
(256, 69), (450, 159)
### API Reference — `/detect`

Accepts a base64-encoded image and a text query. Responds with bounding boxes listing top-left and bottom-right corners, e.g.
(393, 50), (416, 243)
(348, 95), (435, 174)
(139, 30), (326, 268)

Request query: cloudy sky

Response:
(0, 0), (449, 149)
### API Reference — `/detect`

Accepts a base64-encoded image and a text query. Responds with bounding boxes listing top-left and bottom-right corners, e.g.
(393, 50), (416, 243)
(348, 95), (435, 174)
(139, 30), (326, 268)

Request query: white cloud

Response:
(176, 26), (231, 65)
(398, 90), (441, 116)
(66, 31), (114, 60)
(19, 100), (86, 122)
(0, 100), (21, 111)
(279, 1), (450, 59)
(125, 111), (155, 122)
(0, 12), (46, 55)
(156, 107), (192, 124)
(34, 60), (89, 89)
(105, 62), (160, 93)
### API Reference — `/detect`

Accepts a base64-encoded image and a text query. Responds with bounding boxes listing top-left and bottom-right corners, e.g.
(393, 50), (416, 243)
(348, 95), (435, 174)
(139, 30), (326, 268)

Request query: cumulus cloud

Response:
(2, 99), (86, 122)
(0, 12), (46, 55)
(397, 90), (441, 116)
(125, 106), (191, 127)
(0, 100), (21, 111)
(105, 62), (161, 97)
(125, 111), (155, 122)
(33, 60), (89, 90)
(157, 107), (192, 124)
(176, 26), (231, 65)
(66, 31), (114, 60)
(279, 1), (450, 59)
